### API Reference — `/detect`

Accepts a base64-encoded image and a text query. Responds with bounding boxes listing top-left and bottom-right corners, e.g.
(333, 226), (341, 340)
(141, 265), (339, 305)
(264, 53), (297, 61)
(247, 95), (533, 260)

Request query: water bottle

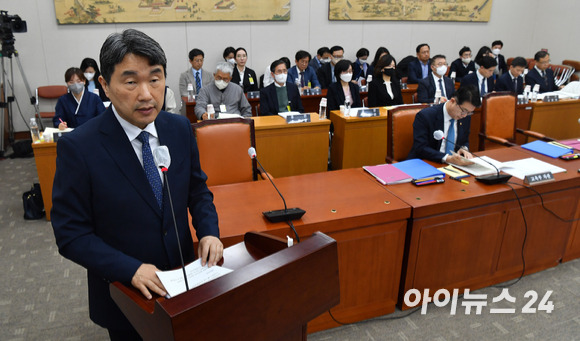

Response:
(30, 118), (41, 143)
(295, 78), (303, 95)
(344, 100), (351, 116)
(434, 89), (442, 105)
(319, 98), (327, 120)
(187, 83), (194, 102)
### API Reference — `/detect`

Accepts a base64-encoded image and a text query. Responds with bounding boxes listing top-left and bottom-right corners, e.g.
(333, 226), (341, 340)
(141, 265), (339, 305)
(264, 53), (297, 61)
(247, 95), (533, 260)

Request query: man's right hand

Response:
(131, 263), (167, 299)
(447, 154), (474, 166)
(201, 113), (209, 120)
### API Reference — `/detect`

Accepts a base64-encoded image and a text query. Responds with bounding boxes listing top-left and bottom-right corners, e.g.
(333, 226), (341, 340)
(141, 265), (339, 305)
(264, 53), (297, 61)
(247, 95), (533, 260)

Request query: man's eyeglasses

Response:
(458, 104), (474, 116)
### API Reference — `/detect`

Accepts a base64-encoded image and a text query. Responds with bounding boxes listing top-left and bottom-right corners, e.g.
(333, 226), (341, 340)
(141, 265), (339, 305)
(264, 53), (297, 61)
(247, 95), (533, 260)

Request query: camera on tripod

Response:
(0, 11), (28, 57)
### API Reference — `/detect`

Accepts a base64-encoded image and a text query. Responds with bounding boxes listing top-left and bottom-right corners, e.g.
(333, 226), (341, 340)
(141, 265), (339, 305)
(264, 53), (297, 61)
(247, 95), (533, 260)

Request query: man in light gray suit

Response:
(179, 48), (213, 96)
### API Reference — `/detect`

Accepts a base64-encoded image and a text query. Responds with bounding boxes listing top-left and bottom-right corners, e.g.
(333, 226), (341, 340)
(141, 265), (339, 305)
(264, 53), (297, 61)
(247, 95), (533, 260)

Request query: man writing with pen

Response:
(53, 67), (106, 130)
(407, 84), (481, 166)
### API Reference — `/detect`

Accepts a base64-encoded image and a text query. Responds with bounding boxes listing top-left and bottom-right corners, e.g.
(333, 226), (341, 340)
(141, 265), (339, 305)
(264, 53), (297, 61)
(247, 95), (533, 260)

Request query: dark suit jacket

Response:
(288, 65), (321, 89)
(317, 62), (334, 89)
(231, 66), (259, 93)
(496, 54), (508, 75)
(51, 108), (219, 330)
(417, 75), (456, 103)
(449, 58), (475, 82)
(259, 82), (304, 115)
(495, 72), (524, 94)
(407, 103), (471, 162)
(326, 81), (362, 111)
(525, 67), (557, 93)
(460, 72), (495, 97)
(352, 60), (369, 81)
(407, 58), (431, 84)
(367, 77), (403, 107)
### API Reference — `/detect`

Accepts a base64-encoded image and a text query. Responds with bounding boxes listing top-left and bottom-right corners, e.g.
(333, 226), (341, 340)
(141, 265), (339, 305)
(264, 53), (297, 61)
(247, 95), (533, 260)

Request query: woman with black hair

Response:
(80, 57), (109, 102)
(326, 59), (362, 112)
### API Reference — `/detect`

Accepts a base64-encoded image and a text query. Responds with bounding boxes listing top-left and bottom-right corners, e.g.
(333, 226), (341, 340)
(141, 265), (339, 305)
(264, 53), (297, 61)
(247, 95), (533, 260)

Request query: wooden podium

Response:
(110, 232), (340, 340)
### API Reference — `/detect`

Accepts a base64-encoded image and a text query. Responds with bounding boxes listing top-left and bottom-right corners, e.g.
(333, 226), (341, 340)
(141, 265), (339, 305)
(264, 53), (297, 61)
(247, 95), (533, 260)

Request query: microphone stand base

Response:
(263, 208), (306, 223)
(475, 174), (512, 185)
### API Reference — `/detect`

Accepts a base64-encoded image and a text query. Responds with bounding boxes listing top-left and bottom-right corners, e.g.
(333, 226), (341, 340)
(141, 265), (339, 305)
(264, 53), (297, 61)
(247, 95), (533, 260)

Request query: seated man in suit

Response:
(317, 45), (344, 89)
(407, 43), (431, 84)
(51, 29), (223, 340)
(417, 54), (456, 103)
(449, 46), (475, 82)
(460, 56), (497, 98)
(525, 50), (562, 93)
(407, 84), (481, 165)
(491, 40), (508, 75)
(195, 62), (252, 120)
(309, 47), (331, 73)
(260, 59), (304, 116)
(179, 48), (213, 96)
(495, 56), (526, 94)
(288, 50), (321, 90)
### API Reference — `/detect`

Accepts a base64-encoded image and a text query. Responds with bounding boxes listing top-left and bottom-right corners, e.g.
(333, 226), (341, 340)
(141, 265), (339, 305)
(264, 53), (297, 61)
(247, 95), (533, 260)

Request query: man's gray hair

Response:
(215, 62), (233, 76)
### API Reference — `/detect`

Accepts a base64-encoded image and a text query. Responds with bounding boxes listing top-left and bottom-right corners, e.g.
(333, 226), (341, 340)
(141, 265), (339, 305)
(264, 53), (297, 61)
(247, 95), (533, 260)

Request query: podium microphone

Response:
(153, 146), (189, 291)
(433, 130), (511, 185)
(247, 147), (306, 224)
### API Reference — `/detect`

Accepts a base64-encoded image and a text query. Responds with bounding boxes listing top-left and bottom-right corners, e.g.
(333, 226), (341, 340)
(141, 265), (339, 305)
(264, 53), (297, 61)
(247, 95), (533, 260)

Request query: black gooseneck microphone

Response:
(153, 146), (189, 291)
(247, 147), (306, 223)
(433, 130), (512, 185)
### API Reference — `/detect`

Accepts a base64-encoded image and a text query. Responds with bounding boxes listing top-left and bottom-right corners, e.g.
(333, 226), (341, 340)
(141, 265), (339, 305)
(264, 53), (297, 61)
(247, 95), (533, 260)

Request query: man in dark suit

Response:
(417, 54), (456, 103)
(407, 84), (481, 165)
(525, 50), (561, 93)
(260, 59), (304, 115)
(309, 47), (331, 73)
(51, 29), (223, 341)
(407, 43), (431, 84)
(460, 56), (497, 98)
(491, 40), (508, 75)
(288, 50), (321, 90)
(317, 45), (344, 89)
(495, 56), (526, 94)
(449, 46), (475, 82)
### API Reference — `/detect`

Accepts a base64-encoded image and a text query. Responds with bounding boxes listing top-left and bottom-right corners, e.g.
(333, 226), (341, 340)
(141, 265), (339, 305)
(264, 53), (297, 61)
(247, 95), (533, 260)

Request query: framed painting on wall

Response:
(54, 0), (291, 24)
(329, 0), (493, 22)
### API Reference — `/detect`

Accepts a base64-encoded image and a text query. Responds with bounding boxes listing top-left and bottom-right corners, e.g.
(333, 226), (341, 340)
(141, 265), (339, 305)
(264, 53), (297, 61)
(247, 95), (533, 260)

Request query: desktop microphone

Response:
(153, 146), (189, 291)
(247, 147), (306, 223)
(433, 130), (512, 185)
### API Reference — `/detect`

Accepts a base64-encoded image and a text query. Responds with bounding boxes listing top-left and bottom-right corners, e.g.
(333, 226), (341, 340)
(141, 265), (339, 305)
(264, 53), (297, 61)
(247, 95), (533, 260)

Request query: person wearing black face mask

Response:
(367, 54), (403, 107)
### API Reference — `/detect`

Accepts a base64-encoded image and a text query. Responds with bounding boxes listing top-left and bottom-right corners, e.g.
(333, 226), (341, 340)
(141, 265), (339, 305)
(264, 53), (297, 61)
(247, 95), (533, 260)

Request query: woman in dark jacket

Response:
(326, 59), (362, 112)
(367, 54), (403, 107)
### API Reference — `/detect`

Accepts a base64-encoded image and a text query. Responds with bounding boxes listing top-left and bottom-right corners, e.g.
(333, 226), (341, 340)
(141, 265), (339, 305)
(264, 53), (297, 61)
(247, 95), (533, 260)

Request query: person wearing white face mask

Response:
(309, 47), (331, 73)
(450, 46), (476, 82)
(194, 62), (251, 120)
(259, 59), (304, 115)
(317, 45), (345, 89)
(80, 57), (109, 102)
(418, 55), (456, 104)
(352, 48), (370, 82)
(53, 67), (106, 130)
(326, 60), (362, 112)
(491, 40), (508, 75)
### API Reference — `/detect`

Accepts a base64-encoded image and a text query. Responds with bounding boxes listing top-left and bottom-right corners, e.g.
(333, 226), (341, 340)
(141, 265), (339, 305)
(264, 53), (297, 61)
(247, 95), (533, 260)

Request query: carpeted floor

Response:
(1, 156), (579, 340)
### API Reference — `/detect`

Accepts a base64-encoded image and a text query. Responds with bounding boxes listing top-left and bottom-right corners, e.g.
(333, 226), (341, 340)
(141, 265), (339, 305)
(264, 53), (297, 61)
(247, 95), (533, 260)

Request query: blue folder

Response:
(521, 140), (573, 158)
(392, 159), (445, 180)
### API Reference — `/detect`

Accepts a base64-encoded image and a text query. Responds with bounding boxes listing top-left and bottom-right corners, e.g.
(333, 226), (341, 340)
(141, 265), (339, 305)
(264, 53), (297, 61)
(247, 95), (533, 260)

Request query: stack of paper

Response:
(438, 166), (469, 179)
(451, 156), (501, 176)
(156, 259), (233, 298)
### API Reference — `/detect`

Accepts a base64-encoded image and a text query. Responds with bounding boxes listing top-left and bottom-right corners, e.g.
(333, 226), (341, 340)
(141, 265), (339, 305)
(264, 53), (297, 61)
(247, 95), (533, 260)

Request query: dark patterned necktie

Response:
(138, 131), (163, 209)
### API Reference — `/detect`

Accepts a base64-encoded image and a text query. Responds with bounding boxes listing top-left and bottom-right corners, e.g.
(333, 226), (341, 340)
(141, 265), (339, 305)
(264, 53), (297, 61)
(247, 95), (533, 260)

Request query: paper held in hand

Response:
(156, 259), (233, 298)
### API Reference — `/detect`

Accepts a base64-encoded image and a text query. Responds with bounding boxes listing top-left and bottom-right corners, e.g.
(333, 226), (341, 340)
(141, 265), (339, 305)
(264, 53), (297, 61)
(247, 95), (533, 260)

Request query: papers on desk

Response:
(452, 156), (566, 180)
(156, 259), (233, 298)
(218, 113), (242, 119)
(363, 159), (445, 185)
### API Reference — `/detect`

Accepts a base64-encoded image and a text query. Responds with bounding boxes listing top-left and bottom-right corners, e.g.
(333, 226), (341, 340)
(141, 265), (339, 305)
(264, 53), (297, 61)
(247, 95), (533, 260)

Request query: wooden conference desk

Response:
(251, 114), (330, 178)
(208, 168), (411, 333)
(384, 147), (580, 309)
